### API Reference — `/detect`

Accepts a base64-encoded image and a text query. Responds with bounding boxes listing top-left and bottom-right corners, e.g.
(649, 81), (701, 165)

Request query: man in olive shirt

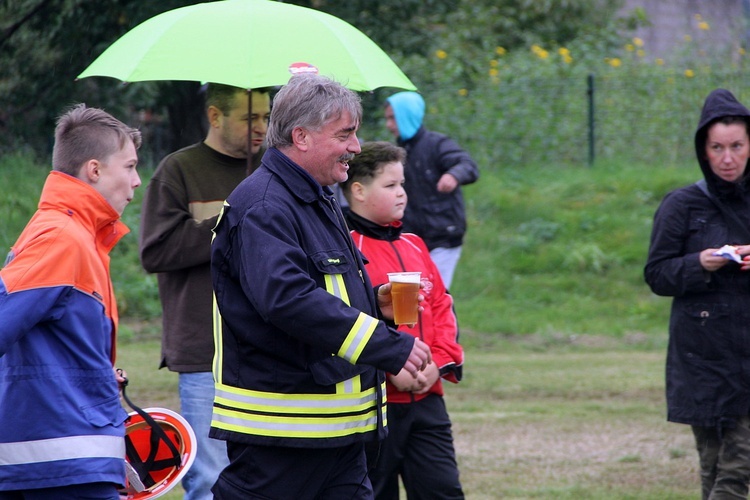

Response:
(139, 84), (271, 500)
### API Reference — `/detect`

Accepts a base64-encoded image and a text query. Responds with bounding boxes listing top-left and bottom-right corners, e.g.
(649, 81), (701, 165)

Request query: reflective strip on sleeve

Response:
(338, 312), (377, 364)
(0, 435), (124, 466)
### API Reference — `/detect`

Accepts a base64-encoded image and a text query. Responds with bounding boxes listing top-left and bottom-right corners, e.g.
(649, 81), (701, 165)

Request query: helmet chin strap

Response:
(120, 378), (182, 490)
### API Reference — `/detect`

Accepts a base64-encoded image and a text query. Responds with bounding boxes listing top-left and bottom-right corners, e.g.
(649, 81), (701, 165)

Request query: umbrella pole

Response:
(246, 89), (254, 176)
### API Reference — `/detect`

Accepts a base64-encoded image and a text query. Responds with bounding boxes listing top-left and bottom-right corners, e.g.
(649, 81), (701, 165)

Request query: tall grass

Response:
(0, 153), (696, 343)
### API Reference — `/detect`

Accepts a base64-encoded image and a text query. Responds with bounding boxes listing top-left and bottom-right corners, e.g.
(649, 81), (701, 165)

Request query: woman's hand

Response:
(700, 248), (732, 271)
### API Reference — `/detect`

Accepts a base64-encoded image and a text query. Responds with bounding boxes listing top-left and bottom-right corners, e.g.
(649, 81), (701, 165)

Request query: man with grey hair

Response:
(0, 104), (141, 498)
(209, 74), (432, 499)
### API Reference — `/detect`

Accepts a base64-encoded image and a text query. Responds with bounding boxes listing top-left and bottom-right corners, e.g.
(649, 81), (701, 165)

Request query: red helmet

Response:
(118, 407), (197, 500)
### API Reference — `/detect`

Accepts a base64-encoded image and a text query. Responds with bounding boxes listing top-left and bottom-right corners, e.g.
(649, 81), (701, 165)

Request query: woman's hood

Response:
(695, 89), (750, 196)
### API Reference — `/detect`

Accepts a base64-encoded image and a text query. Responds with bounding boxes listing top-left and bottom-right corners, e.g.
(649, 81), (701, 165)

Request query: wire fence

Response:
(416, 69), (750, 170)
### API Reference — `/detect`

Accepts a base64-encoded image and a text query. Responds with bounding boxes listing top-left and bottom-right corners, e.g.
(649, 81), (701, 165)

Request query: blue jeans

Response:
(429, 246), (462, 290)
(179, 372), (229, 500)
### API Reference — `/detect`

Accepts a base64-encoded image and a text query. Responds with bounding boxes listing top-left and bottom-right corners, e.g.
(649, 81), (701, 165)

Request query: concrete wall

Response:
(619, 0), (749, 61)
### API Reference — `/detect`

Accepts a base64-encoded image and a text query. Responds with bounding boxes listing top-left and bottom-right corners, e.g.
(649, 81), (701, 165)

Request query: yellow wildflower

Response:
(490, 59), (499, 68)
(655, 58), (665, 66)
(684, 34), (692, 42)
(495, 46), (507, 56)
(698, 21), (710, 30)
(694, 13), (702, 21)
(435, 50), (447, 59)
(558, 47), (570, 56)
(458, 88), (468, 97)
(637, 49), (645, 58)
(740, 47), (747, 56)
(489, 68), (499, 77)
(633, 37), (644, 47)
(531, 45), (549, 59)
(684, 69), (695, 78)
(609, 58), (622, 68)
(563, 54), (573, 64)
(625, 44), (634, 52)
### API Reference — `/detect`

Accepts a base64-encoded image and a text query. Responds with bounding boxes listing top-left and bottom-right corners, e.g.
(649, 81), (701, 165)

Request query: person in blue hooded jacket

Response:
(384, 92), (479, 289)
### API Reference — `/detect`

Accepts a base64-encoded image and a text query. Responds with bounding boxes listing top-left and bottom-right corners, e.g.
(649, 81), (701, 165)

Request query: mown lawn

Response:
(118, 332), (698, 499)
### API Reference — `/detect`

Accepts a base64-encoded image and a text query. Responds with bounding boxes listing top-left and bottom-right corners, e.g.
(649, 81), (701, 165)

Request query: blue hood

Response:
(387, 92), (425, 141)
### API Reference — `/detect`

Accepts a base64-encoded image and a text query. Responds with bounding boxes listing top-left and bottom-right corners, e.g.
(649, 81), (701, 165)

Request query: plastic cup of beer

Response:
(387, 272), (421, 325)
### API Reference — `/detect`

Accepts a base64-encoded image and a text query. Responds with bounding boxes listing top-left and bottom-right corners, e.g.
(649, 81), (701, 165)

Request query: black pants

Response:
(368, 393), (464, 500)
(0, 483), (119, 500)
(212, 441), (373, 500)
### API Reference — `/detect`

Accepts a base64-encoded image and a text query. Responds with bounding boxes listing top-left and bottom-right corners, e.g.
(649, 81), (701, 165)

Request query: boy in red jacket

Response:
(341, 141), (465, 499)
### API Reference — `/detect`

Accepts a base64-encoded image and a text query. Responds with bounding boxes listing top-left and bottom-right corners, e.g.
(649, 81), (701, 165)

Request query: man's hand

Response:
(377, 282), (425, 327)
(402, 338), (431, 378)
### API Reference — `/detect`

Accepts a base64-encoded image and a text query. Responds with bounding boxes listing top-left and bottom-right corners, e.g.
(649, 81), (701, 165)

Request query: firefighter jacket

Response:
(347, 211), (463, 404)
(0, 171), (129, 489)
(210, 147), (417, 448)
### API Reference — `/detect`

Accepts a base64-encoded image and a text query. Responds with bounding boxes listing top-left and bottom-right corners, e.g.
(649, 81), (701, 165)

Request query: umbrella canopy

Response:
(77, 0), (416, 92)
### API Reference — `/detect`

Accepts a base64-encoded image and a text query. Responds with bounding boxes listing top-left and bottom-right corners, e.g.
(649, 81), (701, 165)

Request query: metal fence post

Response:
(587, 73), (595, 167)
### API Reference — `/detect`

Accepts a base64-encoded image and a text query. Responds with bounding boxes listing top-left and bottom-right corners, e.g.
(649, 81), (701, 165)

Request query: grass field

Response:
(118, 331), (699, 499)
(1, 155), (704, 497)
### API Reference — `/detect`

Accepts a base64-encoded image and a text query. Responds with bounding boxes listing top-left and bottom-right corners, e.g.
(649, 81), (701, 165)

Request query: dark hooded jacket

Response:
(645, 89), (750, 427)
(386, 92), (479, 250)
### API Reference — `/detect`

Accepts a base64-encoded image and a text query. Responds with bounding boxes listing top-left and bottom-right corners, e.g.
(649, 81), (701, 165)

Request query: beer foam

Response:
(387, 272), (421, 283)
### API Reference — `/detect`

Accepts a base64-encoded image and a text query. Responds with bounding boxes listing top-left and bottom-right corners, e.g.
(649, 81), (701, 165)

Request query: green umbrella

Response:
(77, 0), (416, 92)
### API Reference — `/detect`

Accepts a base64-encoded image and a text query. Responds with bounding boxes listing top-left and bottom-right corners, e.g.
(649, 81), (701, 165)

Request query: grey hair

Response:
(266, 74), (362, 149)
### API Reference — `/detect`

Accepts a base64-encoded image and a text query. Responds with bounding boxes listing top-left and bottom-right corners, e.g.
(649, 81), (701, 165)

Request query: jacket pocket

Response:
(81, 394), (129, 428)
(676, 302), (730, 361)
(310, 250), (352, 275)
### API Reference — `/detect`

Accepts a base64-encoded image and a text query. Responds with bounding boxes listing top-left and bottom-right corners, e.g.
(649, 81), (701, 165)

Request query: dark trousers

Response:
(212, 441), (373, 500)
(692, 416), (750, 500)
(368, 393), (464, 500)
(0, 483), (120, 500)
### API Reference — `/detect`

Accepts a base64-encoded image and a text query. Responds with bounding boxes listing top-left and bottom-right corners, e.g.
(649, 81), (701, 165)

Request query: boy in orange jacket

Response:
(341, 141), (464, 499)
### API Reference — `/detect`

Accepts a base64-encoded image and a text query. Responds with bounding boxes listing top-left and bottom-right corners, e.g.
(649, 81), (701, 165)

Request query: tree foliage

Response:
(0, 0), (631, 162)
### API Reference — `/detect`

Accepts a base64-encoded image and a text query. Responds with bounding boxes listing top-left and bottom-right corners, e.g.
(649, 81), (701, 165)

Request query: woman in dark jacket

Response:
(645, 88), (750, 499)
